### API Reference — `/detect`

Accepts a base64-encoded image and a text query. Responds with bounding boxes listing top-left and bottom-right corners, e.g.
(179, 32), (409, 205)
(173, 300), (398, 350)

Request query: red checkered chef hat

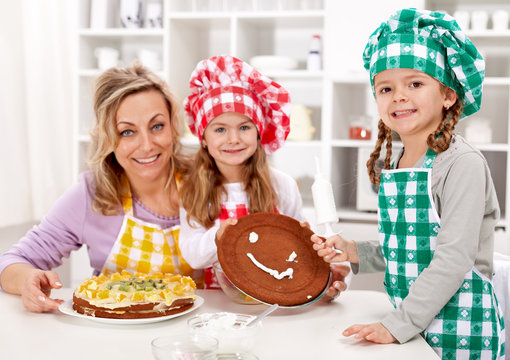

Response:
(184, 55), (291, 154)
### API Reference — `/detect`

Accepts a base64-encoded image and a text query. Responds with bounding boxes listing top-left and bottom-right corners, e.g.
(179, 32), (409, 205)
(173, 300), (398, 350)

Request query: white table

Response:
(0, 288), (439, 359)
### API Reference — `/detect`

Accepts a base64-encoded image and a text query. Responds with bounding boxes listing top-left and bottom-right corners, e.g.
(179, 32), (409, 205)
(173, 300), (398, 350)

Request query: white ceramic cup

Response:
(94, 47), (119, 70)
(471, 10), (489, 31)
(492, 10), (509, 31)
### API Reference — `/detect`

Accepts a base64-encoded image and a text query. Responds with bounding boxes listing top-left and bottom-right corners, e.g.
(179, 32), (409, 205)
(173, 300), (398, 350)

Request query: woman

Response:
(0, 63), (199, 312)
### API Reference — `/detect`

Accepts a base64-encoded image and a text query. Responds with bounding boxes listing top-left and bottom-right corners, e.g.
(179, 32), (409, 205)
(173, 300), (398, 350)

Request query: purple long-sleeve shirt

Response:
(0, 172), (179, 286)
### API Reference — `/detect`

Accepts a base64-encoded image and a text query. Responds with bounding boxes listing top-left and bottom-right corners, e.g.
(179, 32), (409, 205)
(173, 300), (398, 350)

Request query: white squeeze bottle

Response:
(311, 157), (338, 237)
(307, 34), (322, 71)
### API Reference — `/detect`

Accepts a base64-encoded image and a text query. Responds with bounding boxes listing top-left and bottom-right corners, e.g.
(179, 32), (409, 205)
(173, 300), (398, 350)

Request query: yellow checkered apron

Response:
(101, 178), (203, 288)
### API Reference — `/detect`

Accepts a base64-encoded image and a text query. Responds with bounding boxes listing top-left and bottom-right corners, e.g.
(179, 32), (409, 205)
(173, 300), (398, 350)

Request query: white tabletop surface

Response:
(0, 288), (439, 359)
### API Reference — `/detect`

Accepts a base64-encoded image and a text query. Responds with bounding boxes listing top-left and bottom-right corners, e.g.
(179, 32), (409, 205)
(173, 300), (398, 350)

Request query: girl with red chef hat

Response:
(179, 54), (303, 289)
(179, 55), (349, 294)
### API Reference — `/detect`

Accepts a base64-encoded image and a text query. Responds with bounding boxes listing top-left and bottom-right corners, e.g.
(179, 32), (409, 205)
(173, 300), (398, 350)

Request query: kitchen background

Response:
(2, 0), (510, 290)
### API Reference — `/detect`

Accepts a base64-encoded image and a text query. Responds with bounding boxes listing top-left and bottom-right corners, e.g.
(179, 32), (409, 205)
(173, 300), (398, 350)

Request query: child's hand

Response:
(299, 221), (311, 229)
(215, 218), (238, 245)
(343, 322), (397, 344)
(321, 263), (350, 302)
(311, 234), (359, 264)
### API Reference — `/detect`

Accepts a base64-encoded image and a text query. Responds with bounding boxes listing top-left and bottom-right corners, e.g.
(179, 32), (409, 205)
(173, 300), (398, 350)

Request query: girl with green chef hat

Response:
(312, 8), (504, 359)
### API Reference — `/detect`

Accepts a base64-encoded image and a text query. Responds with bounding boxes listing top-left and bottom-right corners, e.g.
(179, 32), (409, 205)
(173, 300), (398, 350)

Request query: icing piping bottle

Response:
(311, 157), (337, 237)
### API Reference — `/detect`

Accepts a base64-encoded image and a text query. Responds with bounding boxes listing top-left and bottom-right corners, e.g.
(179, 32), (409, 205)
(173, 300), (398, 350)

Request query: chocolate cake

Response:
(72, 271), (197, 319)
(217, 212), (331, 306)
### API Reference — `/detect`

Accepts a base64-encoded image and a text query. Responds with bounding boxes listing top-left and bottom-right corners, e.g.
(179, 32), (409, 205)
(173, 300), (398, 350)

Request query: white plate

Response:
(58, 296), (204, 325)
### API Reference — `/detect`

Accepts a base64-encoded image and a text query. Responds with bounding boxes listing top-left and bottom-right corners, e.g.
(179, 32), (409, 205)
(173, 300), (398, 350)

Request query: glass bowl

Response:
(151, 333), (218, 360)
(212, 262), (260, 305)
(188, 312), (261, 354)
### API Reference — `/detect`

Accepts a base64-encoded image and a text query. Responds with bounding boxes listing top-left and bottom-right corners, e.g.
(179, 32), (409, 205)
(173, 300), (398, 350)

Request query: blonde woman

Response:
(0, 63), (199, 312)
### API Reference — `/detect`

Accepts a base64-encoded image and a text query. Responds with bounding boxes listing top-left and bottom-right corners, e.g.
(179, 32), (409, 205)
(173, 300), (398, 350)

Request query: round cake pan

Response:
(217, 212), (332, 308)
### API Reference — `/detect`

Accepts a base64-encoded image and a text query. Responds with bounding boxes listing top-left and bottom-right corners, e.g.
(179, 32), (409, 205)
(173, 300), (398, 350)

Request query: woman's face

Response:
(201, 112), (258, 183)
(113, 89), (174, 185)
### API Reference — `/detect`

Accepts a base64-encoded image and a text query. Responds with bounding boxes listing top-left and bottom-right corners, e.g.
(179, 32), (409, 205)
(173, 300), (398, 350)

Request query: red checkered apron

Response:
(204, 203), (249, 289)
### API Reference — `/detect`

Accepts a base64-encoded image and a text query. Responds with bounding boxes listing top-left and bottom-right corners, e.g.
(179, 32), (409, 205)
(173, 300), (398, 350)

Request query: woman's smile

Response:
(133, 154), (160, 164)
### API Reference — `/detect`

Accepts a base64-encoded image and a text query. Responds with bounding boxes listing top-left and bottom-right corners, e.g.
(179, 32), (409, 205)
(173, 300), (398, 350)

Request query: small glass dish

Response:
(204, 353), (259, 360)
(188, 312), (261, 354)
(151, 333), (218, 360)
(213, 262), (260, 305)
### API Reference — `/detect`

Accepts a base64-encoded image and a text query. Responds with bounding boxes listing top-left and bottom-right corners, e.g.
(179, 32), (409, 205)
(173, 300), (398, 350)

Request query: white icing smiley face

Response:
(245, 231), (297, 280)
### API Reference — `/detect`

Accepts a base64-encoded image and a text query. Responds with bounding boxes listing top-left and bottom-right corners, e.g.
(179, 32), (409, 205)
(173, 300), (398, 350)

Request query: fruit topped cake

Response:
(72, 271), (197, 319)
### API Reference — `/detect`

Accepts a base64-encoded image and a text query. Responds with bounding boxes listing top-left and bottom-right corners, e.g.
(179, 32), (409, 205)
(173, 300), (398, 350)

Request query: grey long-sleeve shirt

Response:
(355, 135), (500, 343)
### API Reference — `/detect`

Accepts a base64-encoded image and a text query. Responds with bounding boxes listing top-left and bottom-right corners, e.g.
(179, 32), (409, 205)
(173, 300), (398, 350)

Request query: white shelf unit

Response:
(75, 0), (510, 232)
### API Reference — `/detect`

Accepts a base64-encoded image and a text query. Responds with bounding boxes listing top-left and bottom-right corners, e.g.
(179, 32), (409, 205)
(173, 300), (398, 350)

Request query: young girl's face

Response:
(373, 68), (456, 142)
(202, 112), (259, 181)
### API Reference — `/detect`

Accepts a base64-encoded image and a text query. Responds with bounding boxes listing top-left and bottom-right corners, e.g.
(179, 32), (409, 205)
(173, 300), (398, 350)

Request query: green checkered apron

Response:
(378, 148), (505, 359)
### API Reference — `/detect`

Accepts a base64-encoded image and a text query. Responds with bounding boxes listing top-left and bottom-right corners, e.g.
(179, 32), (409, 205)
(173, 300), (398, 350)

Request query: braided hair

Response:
(366, 97), (463, 185)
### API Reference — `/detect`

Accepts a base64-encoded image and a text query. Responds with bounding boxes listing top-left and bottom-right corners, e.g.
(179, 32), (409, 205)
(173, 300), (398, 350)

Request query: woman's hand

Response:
(21, 269), (64, 312)
(322, 263), (350, 302)
(311, 234), (359, 264)
(343, 322), (397, 344)
(215, 218), (238, 245)
(0, 263), (63, 313)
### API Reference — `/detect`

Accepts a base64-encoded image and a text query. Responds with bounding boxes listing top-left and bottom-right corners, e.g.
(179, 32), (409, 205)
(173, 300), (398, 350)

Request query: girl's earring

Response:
(445, 104), (450, 111)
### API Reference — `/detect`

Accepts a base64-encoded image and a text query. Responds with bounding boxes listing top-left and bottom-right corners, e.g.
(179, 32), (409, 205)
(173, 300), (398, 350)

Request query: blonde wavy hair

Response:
(180, 142), (277, 228)
(88, 63), (189, 215)
(367, 85), (463, 185)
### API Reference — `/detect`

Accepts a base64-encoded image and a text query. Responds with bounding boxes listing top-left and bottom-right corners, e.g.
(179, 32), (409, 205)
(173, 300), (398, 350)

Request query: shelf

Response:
(78, 28), (164, 37)
(331, 74), (367, 84)
(78, 69), (165, 78)
(331, 140), (376, 148)
(466, 30), (510, 38)
(337, 208), (378, 224)
(282, 140), (323, 148)
(168, 10), (325, 21)
(485, 77), (510, 86)
(264, 70), (323, 79)
(331, 140), (509, 152)
(476, 143), (510, 152)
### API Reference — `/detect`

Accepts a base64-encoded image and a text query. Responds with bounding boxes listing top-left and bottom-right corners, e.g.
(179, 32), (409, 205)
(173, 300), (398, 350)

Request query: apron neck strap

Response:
(423, 148), (437, 169)
(120, 175), (134, 216)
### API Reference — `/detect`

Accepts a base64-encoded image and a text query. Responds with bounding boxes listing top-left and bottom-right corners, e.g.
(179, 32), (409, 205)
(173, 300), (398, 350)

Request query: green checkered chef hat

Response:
(363, 8), (485, 118)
